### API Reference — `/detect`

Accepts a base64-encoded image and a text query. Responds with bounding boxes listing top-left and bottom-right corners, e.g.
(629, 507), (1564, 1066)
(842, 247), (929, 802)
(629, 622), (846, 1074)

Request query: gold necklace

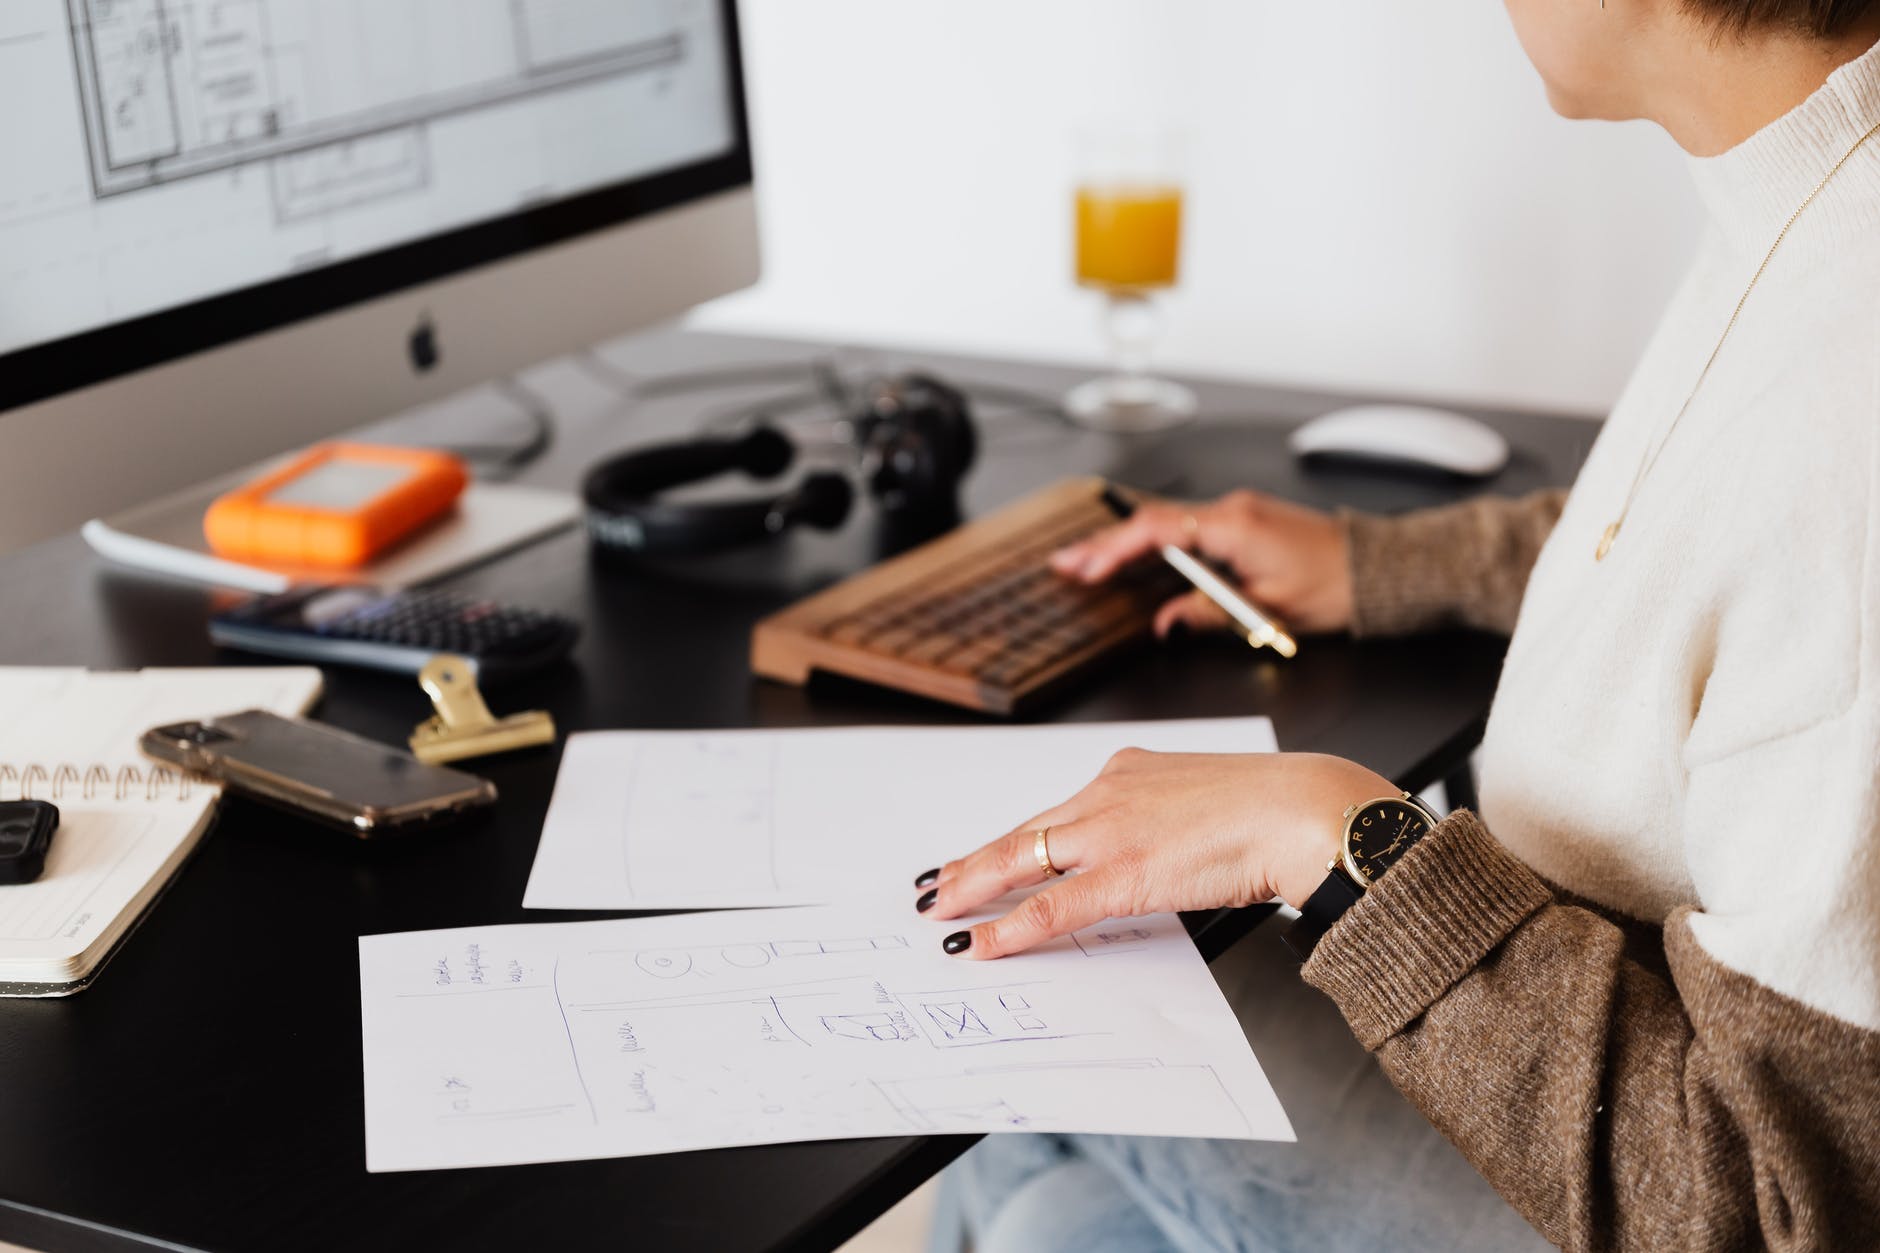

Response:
(1596, 117), (1880, 562)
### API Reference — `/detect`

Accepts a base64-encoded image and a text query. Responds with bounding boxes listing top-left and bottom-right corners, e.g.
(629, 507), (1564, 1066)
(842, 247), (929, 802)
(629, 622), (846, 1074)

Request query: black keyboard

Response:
(211, 586), (579, 681)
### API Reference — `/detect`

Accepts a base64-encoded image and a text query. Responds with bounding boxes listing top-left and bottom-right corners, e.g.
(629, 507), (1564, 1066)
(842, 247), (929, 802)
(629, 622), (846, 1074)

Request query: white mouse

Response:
(1289, 404), (1510, 479)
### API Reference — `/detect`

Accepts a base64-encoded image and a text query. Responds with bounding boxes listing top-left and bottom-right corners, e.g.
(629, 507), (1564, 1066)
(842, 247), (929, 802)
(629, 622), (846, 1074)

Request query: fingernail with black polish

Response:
(916, 888), (938, 913)
(942, 931), (972, 955)
(914, 868), (940, 889)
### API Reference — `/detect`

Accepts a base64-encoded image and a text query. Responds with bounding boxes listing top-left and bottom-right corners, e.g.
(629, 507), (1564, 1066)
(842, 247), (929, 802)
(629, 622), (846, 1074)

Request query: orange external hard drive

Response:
(204, 443), (468, 569)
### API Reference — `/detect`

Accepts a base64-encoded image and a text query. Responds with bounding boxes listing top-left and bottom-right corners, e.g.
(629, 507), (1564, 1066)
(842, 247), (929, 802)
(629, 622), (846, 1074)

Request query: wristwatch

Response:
(1283, 790), (1439, 961)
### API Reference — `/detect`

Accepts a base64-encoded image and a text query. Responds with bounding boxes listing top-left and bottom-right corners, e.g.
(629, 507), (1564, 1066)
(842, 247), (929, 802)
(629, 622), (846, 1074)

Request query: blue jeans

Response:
(930, 917), (1550, 1253)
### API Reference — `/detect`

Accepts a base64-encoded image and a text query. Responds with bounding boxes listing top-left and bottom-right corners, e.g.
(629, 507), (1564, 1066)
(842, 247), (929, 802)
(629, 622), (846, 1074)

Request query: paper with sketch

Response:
(359, 903), (1293, 1171)
(523, 717), (1278, 910)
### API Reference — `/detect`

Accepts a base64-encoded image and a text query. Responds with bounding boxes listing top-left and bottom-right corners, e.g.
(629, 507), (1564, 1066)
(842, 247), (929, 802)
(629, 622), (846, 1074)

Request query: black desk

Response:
(0, 330), (1594, 1253)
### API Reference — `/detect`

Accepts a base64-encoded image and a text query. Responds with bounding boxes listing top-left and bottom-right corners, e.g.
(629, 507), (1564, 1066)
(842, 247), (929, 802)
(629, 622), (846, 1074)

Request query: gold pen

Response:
(1099, 485), (1298, 658)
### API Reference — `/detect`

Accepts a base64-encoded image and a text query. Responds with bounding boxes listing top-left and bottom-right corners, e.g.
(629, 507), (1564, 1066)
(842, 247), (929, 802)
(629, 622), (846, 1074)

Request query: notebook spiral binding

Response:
(0, 762), (198, 804)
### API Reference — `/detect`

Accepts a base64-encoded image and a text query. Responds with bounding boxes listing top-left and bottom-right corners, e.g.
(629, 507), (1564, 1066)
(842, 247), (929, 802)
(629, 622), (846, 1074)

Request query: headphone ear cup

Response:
(867, 377), (976, 516)
(773, 471), (854, 533)
(735, 424), (796, 479)
(919, 379), (977, 483)
(583, 423), (809, 557)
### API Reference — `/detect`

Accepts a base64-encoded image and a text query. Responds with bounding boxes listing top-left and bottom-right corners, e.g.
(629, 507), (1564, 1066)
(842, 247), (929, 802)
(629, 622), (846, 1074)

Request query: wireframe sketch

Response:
(821, 1013), (914, 1043)
(1073, 926), (1156, 956)
(67, 0), (696, 207)
(357, 907), (1292, 1172)
(616, 934), (911, 982)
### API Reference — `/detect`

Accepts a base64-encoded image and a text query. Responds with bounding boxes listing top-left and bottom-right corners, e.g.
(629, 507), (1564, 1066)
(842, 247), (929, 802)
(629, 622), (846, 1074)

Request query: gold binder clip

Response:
(409, 655), (556, 765)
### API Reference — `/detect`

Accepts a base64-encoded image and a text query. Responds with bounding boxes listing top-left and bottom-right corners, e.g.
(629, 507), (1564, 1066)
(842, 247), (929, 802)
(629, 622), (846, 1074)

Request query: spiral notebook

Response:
(0, 666), (324, 996)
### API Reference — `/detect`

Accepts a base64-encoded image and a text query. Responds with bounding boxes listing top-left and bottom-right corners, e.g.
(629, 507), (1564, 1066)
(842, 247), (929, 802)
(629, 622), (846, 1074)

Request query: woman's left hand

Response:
(915, 750), (1399, 959)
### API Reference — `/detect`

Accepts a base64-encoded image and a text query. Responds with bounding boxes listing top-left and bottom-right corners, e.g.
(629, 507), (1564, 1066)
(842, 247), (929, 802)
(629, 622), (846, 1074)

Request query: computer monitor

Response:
(0, 0), (758, 549)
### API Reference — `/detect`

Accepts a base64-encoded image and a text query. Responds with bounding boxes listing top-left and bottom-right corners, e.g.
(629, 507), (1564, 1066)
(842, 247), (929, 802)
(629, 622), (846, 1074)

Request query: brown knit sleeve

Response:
(1342, 489), (1568, 637)
(1302, 811), (1880, 1252)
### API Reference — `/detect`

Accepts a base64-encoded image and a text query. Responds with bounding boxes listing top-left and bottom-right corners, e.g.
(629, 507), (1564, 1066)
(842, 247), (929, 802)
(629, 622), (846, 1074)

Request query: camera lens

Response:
(184, 724), (233, 746)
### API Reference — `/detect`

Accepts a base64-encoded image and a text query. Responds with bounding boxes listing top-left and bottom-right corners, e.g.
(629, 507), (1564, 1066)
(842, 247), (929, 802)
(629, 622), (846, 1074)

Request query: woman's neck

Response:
(1650, 25), (1880, 156)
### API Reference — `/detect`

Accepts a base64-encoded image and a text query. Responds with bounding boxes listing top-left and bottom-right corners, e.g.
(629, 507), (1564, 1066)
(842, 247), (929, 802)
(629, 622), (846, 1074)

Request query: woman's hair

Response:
(1688, 0), (1880, 36)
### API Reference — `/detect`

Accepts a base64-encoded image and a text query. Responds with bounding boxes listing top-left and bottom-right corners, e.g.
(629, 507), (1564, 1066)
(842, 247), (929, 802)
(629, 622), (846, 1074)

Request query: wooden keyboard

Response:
(751, 478), (1182, 714)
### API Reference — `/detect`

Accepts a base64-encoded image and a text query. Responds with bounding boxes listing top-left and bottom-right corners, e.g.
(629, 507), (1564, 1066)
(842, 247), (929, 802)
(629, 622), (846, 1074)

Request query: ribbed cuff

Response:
(1302, 810), (1553, 1050)
(1341, 507), (1461, 638)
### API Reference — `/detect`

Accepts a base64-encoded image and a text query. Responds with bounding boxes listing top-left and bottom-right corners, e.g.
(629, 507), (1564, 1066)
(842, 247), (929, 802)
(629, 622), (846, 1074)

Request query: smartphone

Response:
(141, 710), (496, 837)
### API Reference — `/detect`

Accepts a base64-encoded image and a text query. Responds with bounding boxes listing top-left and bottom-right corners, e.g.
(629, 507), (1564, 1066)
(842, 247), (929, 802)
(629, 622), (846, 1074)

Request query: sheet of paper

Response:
(524, 717), (1278, 909)
(359, 903), (1293, 1171)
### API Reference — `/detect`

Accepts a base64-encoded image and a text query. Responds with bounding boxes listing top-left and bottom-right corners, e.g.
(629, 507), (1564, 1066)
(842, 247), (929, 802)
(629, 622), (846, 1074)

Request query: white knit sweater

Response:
(1476, 39), (1880, 1031)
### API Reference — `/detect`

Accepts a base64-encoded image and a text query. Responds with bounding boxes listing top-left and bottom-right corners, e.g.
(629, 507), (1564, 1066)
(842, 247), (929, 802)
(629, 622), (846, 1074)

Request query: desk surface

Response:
(0, 330), (1594, 1253)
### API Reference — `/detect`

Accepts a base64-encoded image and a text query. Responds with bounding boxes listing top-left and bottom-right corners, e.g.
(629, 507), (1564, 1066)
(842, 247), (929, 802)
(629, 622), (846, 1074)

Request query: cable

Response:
(436, 376), (556, 477)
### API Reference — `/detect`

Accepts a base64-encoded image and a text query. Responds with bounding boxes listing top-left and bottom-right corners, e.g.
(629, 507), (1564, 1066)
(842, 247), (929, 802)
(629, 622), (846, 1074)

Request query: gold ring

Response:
(1034, 827), (1062, 879)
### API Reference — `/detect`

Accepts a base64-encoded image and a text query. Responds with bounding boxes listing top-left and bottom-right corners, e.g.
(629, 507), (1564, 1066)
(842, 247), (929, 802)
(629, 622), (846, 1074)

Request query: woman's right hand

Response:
(1051, 489), (1356, 637)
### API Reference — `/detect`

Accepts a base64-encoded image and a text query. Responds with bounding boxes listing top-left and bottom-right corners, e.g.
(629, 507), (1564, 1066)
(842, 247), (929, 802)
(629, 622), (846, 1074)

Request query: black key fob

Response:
(0, 800), (59, 885)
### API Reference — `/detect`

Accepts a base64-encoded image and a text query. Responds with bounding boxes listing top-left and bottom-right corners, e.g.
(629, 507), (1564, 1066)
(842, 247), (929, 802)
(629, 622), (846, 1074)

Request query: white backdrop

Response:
(691, 0), (1704, 416)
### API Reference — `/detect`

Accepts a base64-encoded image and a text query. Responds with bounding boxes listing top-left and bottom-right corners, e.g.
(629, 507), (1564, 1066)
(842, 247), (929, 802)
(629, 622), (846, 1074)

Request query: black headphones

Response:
(583, 374), (977, 558)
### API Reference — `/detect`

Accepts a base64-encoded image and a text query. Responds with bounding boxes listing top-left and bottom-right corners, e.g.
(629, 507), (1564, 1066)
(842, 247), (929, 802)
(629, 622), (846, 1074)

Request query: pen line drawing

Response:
(1072, 927), (1155, 957)
(636, 949), (693, 979)
(361, 909), (1288, 1170)
(821, 1012), (915, 1042)
(596, 934), (912, 985)
(569, 973), (869, 1011)
(767, 995), (812, 1046)
(552, 957), (600, 1126)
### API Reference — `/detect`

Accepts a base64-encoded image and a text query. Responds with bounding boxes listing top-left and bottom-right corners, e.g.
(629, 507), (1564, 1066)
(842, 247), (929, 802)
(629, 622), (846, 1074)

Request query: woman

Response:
(921, 2), (1880, 1249)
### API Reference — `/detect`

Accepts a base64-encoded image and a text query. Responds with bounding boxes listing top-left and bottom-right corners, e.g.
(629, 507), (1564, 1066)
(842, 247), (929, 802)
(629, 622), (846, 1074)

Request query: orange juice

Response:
(1076, 184), (1183, 291)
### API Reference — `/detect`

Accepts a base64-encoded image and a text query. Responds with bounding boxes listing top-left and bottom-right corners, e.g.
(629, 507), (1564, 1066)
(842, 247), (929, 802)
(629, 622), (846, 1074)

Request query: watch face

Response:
(1344, 799), (1432, 884)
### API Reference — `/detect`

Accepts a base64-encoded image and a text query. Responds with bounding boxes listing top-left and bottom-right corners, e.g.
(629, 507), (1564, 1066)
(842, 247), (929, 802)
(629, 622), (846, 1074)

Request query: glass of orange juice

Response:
(1065, 124), (1196, 432)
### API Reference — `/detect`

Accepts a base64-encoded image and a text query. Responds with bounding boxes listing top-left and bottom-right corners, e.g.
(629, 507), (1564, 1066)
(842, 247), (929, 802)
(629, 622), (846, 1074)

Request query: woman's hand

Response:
(913, 750), (1398, 959)
(1052, 489), (1355, 637)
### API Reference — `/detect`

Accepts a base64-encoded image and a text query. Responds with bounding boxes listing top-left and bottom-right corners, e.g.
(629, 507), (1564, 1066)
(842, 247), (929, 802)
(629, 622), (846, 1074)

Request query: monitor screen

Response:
(0, 0), (749, 412)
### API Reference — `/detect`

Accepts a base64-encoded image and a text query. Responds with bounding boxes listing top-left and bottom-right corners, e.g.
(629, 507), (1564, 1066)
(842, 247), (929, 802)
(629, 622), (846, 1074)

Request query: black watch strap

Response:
(1283, 868), (1365, 962)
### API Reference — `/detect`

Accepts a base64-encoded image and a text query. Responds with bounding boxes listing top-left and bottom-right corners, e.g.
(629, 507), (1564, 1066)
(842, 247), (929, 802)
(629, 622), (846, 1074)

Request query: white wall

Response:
(691, 0), (1704, 416)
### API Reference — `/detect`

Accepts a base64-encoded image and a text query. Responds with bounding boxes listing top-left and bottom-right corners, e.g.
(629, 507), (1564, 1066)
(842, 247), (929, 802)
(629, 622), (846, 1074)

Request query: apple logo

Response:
(408, 315), (440, 373)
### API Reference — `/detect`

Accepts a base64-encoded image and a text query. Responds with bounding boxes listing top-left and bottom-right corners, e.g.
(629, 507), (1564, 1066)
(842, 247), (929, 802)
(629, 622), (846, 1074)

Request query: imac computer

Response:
(0, 0), (758, 550)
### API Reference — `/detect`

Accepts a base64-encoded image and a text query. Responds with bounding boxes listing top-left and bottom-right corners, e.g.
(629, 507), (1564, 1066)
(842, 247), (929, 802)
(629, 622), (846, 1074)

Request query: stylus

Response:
(1098, 485), (1299, 659)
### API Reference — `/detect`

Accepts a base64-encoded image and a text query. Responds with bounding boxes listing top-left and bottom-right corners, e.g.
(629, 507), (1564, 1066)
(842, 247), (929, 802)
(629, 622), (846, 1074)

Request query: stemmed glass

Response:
(1063, 124), (1197, 432)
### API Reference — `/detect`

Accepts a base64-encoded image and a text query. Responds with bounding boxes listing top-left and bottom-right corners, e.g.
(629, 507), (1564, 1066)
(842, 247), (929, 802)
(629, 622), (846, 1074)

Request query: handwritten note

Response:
(523, 717), (1279, 910)
(359, 903), (1293, 1171)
